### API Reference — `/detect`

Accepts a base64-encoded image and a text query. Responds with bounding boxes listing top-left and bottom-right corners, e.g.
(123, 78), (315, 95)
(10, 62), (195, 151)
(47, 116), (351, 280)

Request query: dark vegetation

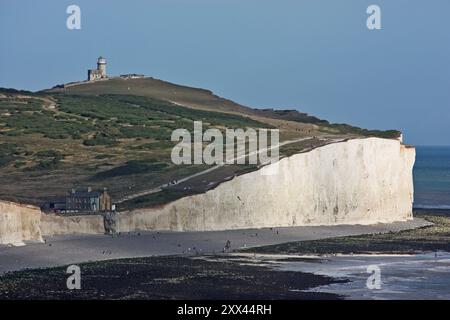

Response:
(117, 163), (259, 210)
(257, 108), (329, 124)
(35, 150), (63, 159)
(255, 108), (400, 139)
(1, 100), (92, 140)
(26, 158), (61, 171)
(0, 87), (37, 95)
(118, 188), (194, 211)
(0, 143), (21, 167)
(322, 123), (401, 139)
(92, 160), (169, 180)
(1, 94), (270, 145)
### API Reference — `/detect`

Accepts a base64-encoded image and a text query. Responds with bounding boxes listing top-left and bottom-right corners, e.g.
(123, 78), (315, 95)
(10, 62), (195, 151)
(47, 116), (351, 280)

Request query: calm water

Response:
(237, 253), (450, 300)
(414, 146), (450, 209)
(278, 253), (450, 300)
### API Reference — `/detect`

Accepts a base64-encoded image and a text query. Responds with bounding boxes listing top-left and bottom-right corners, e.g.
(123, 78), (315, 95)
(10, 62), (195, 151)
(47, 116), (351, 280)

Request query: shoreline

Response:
(0, 210), (447, 299)
(241, 212), (450, 255)
(0, 217), (430, 275)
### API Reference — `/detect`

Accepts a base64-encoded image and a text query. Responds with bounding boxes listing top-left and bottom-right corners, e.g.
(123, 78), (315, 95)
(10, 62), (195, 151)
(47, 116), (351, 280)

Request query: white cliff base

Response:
(0, 204), (104, 245)
(0, 201), (43, 246)
(40, 214), (104, 236)
(117, 138), (415, 232)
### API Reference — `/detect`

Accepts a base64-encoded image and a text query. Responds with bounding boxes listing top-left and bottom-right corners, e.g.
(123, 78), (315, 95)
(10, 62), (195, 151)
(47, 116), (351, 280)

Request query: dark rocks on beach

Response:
(0, 255), (343, 300)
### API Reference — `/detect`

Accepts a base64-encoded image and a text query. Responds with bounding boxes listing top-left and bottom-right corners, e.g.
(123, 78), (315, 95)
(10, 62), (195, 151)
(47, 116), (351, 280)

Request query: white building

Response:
(87, 56), (107, 81)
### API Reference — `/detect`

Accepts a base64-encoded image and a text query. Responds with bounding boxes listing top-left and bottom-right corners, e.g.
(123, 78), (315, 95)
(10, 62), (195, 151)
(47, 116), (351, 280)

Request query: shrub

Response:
(92, 160), (168, 179)
(83, 135), (116, 146)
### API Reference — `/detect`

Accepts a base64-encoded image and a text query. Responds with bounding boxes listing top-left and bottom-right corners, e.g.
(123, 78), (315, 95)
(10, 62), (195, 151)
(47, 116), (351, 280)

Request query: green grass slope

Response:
(0, 79), (401, 209)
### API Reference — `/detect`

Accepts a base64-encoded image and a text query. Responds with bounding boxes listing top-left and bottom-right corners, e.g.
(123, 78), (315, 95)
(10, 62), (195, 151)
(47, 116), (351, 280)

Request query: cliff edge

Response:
(117, 138), (415, 232)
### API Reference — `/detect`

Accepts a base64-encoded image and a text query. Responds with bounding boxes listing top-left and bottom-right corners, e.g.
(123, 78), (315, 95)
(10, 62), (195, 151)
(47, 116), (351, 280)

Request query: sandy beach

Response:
(0, 217), (430, 275)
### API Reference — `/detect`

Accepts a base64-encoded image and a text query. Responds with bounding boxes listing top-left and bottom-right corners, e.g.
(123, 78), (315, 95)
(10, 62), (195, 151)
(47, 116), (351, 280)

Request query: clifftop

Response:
(43, 77), (401, 139)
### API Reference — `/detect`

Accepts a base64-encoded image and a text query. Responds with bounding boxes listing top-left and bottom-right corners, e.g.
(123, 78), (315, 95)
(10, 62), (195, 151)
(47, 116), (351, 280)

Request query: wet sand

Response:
(243, 213), (449, 255)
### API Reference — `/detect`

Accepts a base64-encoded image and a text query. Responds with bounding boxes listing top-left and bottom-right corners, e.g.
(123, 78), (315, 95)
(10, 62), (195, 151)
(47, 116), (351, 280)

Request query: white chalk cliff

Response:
(117, 138), (415, 232)
(0, 201), (43, 246)
(0, 137), (415, 243)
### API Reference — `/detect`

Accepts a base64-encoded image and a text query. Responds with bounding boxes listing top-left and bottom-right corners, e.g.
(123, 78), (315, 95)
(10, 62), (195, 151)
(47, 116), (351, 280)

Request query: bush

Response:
(0, 143), (20, 167)
(92, 160), (168, 179)
(25, 158), (60, 171)
(83, 136), (116, 146)
(35, 150), (63, 159)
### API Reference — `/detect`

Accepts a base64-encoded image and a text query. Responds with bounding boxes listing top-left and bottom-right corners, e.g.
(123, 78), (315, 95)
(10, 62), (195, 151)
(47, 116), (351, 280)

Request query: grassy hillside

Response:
(46, 77), (256, 116)
(0, 78), (401, 209)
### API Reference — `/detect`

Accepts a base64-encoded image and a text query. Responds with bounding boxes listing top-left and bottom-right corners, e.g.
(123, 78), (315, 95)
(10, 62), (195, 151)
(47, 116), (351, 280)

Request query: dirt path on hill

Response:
(116, 136), (345, 203)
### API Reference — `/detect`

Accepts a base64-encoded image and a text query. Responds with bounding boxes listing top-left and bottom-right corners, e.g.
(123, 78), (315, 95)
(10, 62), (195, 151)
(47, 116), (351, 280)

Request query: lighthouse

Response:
(97, 56), (106, 77)
(87, 56), (108, 81)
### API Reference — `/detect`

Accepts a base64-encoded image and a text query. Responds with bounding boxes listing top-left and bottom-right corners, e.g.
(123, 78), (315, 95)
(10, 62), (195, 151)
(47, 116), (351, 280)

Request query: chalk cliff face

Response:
(0, 200), (43, 246)
(40, 214), (104, 236)
(0, 138), (415, 242)
(117, 138), (415, 232)
(0, 203), (104, 244)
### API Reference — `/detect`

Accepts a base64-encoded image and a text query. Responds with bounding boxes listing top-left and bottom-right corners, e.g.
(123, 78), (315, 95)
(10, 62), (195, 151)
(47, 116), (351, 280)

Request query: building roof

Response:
(68, 189), (102, 198)
(45, 196), (66, 203)
(71, 192), (101, 198)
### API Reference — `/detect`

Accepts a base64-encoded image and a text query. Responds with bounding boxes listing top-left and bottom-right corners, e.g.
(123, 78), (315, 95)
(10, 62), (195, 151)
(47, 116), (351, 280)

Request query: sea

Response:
(413, 146), (450, 210)
(277, 252), (450, 300)
(272, 147), (450, 300)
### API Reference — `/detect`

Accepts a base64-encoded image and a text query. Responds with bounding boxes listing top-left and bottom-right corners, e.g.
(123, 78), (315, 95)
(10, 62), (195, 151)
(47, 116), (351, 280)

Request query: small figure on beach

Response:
(223, 240), (231, 252)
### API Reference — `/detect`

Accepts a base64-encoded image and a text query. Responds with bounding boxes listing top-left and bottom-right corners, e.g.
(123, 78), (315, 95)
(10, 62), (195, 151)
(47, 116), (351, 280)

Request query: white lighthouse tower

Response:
(88, 56), (108, 81)
(97, 56), (106, 77)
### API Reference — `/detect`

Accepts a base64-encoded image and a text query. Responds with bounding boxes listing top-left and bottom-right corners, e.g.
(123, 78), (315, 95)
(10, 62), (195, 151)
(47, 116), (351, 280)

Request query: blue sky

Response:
(1, 0), (449, 145)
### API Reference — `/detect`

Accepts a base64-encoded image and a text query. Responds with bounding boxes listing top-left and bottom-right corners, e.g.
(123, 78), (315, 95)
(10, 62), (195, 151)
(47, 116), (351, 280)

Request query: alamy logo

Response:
(66, 5), (81, 30)
(367, 5), (381, 30)
(171, 121), (279, 167)
(66, 265), (81, 290)
(366, 265), (381, 290)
